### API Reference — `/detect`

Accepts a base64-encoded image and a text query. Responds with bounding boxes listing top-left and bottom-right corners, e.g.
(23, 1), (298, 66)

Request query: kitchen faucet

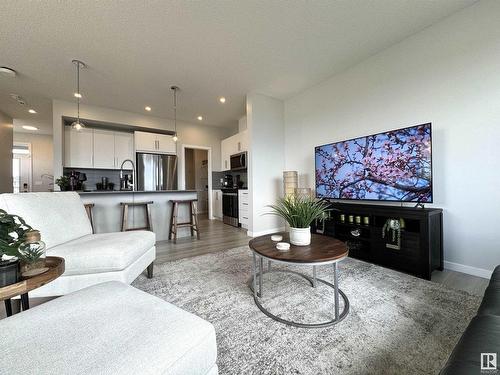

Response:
(120, 159), (136, 191)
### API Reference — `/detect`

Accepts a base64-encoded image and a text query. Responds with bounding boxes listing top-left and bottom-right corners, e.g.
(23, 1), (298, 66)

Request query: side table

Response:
(0, 256), (65, 317)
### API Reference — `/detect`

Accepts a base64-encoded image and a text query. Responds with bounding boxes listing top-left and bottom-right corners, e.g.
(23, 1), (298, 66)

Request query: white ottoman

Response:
(0, 282), (218, 375)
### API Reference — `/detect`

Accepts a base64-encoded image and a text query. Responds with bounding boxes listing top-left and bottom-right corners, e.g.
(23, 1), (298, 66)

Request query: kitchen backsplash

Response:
(63, 168), (132, 191)
(212, 171), (247, 189)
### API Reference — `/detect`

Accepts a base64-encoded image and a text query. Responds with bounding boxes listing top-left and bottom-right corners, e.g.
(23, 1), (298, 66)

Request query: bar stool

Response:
(120, 201), (154, 232)
(168, 199), (200, 244)
(84, 203), (95, 233)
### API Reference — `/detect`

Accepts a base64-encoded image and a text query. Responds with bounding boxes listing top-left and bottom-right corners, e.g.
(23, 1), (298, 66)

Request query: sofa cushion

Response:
(48, 230), (155, 276)
(491, 265), (500, 283)
(477, 282), (500, 316)
(0, 281), (218, 375)
(0, 192), (92, 249)
(440, 315), (500, 374)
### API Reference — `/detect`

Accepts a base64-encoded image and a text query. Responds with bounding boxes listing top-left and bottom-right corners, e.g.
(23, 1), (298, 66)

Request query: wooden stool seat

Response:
(120, 201), (154, 232)
(168, 199), (200, 243)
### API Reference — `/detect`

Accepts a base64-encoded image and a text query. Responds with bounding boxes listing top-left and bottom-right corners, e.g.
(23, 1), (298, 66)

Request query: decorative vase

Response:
(0, 259), (19, 287)
(18, 230), (48, 277)
(289, 227), (311, 246)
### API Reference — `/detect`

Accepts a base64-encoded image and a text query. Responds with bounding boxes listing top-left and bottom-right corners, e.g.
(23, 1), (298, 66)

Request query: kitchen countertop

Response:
(77, 190), (197, 195)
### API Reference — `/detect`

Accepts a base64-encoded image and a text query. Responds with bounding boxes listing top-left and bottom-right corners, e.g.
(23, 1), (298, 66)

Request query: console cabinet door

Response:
(93, 129), (115, 169)
(114, 132), (134, 168)
(64, 127), (94, 168)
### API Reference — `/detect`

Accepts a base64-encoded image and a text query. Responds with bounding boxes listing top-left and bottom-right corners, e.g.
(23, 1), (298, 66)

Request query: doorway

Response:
(184, 147), (209, 219)
(12, 142), (32, 193)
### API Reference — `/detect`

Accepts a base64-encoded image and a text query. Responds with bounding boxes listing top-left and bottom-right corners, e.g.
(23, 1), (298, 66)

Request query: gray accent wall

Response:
(0, 111), (13, 193)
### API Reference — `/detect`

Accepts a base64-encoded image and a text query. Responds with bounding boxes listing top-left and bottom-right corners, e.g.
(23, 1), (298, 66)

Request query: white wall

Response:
(13, 132), (54, 192)
(247, 93), (285, 236)
(0, 111), (13, 193)
(284, 0), (500, 278)
(52, 99), (235, 178)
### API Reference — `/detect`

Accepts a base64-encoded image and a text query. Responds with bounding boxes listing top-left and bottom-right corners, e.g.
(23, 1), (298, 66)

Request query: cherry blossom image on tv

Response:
(315, 124), (432, 202)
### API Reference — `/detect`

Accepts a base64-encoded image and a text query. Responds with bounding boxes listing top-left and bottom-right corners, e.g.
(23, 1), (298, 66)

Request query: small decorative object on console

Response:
(382, 218), (403, 250)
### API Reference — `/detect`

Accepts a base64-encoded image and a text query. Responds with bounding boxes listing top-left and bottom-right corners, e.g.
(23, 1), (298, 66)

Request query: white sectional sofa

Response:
(0, 192), (155, 297)
(0, 281), (219, 375)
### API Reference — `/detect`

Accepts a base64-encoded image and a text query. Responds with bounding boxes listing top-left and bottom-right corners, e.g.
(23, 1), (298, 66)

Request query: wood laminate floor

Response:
(0, 217), (490, 319)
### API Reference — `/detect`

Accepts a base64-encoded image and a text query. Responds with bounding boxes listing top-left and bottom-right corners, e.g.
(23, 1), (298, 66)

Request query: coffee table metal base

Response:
(250, 253), (350, 328)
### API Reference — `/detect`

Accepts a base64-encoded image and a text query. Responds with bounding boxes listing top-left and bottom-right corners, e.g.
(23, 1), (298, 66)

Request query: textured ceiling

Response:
(0, 0), (476, 134)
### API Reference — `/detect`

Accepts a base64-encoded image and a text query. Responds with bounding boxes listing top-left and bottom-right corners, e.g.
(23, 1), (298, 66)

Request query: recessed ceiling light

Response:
(28, 109), (37, 114)
(145, 106), (152, 112)
(197, 116), (203, 121)
(74, 92), (82, 98)
(22, 125), (38, 131)
(219, 97), (226, 103)
(0, 67), (17, 78)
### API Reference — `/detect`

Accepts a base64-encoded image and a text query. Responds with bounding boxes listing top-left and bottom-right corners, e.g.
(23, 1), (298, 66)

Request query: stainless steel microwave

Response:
(230, 152), (247, 171)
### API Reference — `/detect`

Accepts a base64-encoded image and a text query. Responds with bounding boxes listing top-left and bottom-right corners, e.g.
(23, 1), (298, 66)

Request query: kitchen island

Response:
(78, 190), (197, 241)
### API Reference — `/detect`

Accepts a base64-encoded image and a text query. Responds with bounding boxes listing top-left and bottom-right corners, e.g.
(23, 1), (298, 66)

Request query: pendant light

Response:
(70, 59), (86, 131)
(171, 85), (179, 142)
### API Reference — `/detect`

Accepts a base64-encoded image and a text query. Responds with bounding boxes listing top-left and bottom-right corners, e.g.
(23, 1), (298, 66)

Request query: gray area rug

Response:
(133, 246), (480, 374)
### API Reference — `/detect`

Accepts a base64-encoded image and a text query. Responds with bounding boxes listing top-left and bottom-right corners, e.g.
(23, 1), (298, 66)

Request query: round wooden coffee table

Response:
(249, 233), (349, 328)
(0, 256), (65, 317)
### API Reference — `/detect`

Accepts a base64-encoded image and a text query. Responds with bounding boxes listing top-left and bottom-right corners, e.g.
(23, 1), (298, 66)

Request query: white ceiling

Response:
(0, 0), (476, 134)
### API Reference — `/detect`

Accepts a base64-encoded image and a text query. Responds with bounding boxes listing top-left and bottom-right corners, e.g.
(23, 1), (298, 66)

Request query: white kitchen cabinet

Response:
(114, 132), (134, 168)
(135, 131), (176, 154)
(93, 129), (115, 169)
(221, 130), (249, 171)
(64, 127), (93, 168)
(134, 131), (157, 152)
(212, 189), (223, 220)
(221, 139), (230, 171)
(238, 189), (249, 229)
(65, 127), (135, 169)
(157, 133), (177, 154)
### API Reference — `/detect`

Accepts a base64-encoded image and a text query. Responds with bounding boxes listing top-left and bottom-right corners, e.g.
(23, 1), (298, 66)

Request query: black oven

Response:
(222, 188), (239, 227)
(230, 152), (247, 171)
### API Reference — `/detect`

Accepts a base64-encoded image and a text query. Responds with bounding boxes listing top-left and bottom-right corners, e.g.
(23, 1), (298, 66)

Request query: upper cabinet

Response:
(93, 129), (116, 169)
(135, 131), (176, 154)
(64, 127), (94, 168)
(221, 130), (249, 171)
(114, 132), (134, 167)
(64, 127), (134, 169)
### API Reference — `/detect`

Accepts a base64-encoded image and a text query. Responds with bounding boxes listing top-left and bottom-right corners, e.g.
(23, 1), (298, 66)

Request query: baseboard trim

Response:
(247, 227), (286, 238)
(444, 261), (493, 279)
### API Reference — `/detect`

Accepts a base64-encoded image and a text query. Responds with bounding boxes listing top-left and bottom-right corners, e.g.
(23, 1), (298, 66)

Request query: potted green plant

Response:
(55, 176), (69, 191)
(267, 195), (329, 246)
(0, 209), (32, 287)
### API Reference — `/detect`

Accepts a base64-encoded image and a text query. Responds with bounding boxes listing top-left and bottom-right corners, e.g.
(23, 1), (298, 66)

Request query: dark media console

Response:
(312, 202), (443, 280)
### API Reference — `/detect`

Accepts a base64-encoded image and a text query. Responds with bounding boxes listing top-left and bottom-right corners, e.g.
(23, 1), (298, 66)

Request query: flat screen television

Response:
(315, 123), (432, 202)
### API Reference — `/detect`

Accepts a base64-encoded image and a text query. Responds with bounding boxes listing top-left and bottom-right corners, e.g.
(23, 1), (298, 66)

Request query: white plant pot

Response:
(289, 227), (311, 246)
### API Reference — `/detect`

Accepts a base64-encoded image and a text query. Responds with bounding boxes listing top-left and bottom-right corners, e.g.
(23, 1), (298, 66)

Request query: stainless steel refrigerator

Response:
(136, 153), (178, 191)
